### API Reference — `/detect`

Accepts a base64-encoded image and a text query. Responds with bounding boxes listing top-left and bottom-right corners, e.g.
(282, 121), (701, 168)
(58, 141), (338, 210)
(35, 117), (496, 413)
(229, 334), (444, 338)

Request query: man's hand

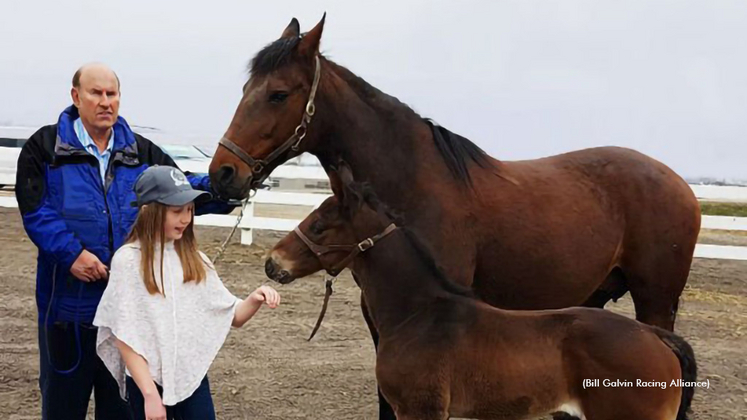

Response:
(70, 250), (108, 282)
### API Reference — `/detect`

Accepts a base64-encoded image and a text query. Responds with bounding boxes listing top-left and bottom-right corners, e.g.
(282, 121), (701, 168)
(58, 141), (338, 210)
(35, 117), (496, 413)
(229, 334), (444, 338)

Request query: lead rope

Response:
(211, 192), (253, 420)
(307, 273), (336, 341)
(211, 192), (255, 265)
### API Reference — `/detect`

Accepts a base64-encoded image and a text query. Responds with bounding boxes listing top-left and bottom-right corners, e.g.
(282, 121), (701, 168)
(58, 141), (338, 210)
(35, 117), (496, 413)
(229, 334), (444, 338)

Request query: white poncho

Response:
(93, 241), (241, 405)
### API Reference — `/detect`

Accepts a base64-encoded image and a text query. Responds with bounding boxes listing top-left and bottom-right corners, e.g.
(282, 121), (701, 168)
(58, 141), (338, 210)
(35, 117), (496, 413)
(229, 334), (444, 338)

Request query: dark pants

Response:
(126, 375), (216, 420)
(38, 321), (132, 420)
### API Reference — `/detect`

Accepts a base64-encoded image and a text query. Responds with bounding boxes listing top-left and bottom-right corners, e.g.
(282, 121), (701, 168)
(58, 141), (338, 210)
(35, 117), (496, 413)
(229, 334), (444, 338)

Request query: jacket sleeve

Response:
(15, 128), (84, 271)
(184, 173), (237, 216)
(137, 135), (237, 216)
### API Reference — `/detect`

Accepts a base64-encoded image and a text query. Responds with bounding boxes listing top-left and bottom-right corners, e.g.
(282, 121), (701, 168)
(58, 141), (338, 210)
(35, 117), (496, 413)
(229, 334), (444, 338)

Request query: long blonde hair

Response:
(126, 202), (207, 295)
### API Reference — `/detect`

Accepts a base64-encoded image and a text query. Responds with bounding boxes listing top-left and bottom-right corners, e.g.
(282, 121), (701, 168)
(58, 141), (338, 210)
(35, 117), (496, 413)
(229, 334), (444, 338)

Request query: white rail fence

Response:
(1, 185), (746, 261)
(0, 147), (21, 187)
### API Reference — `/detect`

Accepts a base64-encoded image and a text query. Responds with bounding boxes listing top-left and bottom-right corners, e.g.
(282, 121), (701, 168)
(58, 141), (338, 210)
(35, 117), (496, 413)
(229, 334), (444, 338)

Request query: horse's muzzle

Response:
(210, 164), (251, 200)
(265, 258), (292, 284)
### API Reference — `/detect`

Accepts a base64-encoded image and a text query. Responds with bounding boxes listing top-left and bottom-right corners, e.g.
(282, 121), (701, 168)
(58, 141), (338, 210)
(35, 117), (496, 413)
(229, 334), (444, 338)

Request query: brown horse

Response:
(266, 167), (697, 420)
(209, 16), (700, 418)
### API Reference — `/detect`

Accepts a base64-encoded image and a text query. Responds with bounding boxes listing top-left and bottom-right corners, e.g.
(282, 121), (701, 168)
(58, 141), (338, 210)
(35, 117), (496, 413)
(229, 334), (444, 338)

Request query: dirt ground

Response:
(0, 207), (745, 419)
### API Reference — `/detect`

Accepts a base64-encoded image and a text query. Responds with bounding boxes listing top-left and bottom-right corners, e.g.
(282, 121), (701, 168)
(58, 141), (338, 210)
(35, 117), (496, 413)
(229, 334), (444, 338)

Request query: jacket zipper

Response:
(103, 157), (117, 255)
(85, 153), (116, 256)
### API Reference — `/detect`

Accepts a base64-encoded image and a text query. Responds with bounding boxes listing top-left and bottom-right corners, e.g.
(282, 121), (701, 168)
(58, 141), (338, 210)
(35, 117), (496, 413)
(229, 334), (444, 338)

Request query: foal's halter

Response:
(294, 221), (397, 341)
(218, 55), (323, 189)
(293, 222), (398, 277)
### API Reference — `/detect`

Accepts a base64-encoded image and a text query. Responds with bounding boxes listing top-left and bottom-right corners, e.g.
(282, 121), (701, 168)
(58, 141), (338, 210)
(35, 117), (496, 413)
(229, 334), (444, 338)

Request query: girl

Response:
(94, 166), (280, 420)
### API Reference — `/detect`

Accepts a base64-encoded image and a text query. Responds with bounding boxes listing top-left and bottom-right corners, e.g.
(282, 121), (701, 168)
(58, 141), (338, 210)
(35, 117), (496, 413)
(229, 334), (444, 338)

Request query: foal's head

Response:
(265, 163), (397, 283)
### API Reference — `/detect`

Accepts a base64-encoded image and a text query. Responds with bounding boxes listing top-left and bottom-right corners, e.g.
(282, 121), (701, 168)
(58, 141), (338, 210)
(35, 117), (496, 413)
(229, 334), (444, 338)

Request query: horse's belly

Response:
(472, 241), (617, 309)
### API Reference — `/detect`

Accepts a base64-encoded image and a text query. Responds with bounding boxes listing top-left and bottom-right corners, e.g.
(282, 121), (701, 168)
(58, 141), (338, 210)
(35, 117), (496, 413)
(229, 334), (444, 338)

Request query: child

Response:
(94, 166), (280, 420)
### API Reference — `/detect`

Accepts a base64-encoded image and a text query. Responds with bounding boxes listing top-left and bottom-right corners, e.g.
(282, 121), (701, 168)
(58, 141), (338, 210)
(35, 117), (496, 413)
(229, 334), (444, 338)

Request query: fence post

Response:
(240, 200), (255, 246)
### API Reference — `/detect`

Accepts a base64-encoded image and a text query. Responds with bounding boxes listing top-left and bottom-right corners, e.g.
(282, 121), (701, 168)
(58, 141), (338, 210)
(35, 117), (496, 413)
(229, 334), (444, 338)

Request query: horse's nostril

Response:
(264, 259), (277, 277)
(217, 164), (235, 185)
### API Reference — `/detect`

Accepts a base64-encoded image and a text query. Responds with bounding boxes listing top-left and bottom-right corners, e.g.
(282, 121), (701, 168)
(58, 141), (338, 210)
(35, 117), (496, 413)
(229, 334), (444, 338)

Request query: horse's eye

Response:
(268, 92), (289, 104)
(310, 221), (324, 235)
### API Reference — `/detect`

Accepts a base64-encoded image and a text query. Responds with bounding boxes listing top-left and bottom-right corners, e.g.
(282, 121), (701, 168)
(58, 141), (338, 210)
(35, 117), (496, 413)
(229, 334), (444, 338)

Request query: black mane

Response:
(425, 119), (493, 187)
(346, 182), (474, 299)
(399, 227), (476, 299)
(250, 36), (302, 75)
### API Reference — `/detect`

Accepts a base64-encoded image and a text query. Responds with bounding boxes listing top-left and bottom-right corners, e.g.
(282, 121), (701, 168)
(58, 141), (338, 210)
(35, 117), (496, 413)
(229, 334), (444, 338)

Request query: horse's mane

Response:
(249, 38), (494, 187)
(346, 182), (475, 299)
(424, 119), (493, 187)
(250, 37), (302, 75)
(399, 227), (476, 299)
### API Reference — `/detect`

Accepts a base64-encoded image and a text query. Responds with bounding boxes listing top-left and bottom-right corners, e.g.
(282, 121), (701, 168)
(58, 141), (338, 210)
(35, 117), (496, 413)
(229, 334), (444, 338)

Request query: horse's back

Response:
(462, 146), (699, 318)
(495, 146), (699, 222)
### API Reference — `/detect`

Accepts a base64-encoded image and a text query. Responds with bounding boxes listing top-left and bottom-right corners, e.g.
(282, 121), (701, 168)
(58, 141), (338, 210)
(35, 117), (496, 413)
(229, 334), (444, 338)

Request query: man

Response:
(15, 63), (235, 419)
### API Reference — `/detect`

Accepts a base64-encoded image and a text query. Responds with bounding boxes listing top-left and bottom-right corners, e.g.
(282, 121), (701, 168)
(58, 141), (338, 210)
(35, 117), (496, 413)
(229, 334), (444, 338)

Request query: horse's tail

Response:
(651, 327), (697, 420)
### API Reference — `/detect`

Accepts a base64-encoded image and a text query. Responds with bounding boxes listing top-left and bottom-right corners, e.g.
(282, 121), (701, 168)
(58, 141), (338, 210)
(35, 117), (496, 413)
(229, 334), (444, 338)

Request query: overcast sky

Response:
(1, 0), (745, 179)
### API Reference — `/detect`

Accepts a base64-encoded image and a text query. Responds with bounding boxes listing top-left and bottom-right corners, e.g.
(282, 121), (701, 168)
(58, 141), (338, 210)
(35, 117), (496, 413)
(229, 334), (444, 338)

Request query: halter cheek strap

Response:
(296, 221), (397, 342)
(218, 55), (322, 188)
(294, 223), (398, 277)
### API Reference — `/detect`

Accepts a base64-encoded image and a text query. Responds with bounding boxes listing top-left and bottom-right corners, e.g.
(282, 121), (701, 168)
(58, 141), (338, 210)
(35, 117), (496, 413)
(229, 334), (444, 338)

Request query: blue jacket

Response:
(15, 106), (233, 324)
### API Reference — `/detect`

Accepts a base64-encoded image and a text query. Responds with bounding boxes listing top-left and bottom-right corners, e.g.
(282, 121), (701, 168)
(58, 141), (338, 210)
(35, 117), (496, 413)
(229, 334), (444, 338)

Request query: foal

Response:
(266, 171), (697, 420)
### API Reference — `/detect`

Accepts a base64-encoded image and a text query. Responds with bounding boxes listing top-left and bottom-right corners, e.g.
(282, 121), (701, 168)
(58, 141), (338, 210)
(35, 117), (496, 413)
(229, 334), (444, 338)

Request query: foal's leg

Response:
(359, 292), (397, 420)
(394, 408), (449, 420)
(396, 414), (448, 420)
(552, 414), (580, 420)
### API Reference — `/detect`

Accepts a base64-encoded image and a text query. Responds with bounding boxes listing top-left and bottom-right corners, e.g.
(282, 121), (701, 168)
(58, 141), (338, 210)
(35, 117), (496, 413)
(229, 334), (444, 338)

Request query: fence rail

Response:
(1, 185), (746, 260)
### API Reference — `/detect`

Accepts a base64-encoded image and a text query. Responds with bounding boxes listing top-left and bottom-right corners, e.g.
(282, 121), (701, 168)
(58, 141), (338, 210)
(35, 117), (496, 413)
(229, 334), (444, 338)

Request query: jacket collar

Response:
(54, 106), (139, 164)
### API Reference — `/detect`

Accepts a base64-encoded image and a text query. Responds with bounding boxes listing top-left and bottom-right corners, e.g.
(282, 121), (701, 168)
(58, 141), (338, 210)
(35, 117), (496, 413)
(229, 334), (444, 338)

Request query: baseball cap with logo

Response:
(131, 166), (212, 207)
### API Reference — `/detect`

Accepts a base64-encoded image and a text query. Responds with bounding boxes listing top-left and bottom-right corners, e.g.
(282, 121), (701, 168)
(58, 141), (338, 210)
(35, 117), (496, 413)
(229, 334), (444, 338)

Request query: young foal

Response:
(267, 172), (697, 420)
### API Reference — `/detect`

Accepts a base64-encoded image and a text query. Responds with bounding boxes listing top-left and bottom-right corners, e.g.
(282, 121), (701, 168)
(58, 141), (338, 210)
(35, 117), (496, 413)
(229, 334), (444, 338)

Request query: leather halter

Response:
(218, 55), (322, 189)
(293, 223), (398, 277)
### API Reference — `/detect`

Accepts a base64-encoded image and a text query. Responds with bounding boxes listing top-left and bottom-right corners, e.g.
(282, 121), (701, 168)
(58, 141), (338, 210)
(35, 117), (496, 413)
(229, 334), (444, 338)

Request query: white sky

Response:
(1, 0), (745, 179)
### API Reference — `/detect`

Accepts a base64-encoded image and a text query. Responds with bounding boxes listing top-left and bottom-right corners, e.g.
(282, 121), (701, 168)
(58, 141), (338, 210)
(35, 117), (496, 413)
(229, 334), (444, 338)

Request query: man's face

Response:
(71, 70), (120, 132)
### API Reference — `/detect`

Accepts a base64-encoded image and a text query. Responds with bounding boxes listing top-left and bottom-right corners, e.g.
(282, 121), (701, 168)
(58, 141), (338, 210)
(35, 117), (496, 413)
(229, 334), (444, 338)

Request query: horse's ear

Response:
(299, 13), (326, 57)
(336, 159), (355, 187)
(328, 167), (344, 199)
(281, 18), (300, 39)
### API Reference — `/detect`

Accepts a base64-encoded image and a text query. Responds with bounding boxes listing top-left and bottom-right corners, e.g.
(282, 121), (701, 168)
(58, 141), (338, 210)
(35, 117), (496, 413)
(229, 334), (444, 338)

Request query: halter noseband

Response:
(218, 55), (323, 189)
(293, 223), (398, 277)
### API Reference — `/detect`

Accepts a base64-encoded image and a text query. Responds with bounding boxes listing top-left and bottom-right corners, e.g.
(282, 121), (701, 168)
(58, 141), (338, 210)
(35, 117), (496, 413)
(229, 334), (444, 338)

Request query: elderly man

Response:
(15, 63), (234, 419)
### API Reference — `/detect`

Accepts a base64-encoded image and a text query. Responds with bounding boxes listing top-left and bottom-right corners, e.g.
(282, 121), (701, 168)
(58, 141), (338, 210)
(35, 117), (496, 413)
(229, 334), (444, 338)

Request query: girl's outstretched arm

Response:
(233, 285), (280, 327)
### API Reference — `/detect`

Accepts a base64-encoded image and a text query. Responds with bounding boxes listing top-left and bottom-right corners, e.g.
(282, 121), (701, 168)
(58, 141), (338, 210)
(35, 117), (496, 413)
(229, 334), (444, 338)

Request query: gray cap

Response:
(131, 166), (212, 207)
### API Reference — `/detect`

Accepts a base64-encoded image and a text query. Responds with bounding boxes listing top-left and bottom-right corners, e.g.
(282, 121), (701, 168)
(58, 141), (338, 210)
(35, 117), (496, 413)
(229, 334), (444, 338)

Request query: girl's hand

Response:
(249, 285), (281, 309)
(144, 393), (167, 420)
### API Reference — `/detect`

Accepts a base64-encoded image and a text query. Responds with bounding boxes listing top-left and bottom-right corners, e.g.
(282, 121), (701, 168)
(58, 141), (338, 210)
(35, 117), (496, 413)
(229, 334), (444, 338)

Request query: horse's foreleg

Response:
(393, 406), (449, 420)
(359, 290), (397, 420)
(395, 414), (448, 420)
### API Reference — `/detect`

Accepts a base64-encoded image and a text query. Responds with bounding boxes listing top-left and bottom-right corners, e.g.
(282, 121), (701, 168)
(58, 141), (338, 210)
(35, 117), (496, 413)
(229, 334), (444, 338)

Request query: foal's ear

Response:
(281, 18), (301, 39)
(299, 13), (326, 57)
(328, 167), (344, 199)
(336, 160), (355, 187)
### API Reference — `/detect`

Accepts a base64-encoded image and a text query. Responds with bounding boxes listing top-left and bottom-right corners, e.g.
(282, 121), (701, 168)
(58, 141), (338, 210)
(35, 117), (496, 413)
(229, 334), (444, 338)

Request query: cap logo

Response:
(170, 169), (189, 187)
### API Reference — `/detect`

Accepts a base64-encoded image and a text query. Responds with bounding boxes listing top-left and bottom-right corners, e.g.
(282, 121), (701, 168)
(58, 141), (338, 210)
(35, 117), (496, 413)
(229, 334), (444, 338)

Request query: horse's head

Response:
(266, 162), (398, 283)
(210, 16), (328, 199)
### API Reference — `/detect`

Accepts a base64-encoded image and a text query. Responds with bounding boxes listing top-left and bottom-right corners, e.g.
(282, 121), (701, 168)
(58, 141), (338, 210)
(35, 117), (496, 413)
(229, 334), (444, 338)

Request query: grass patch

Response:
(700, 202), (747, 217)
